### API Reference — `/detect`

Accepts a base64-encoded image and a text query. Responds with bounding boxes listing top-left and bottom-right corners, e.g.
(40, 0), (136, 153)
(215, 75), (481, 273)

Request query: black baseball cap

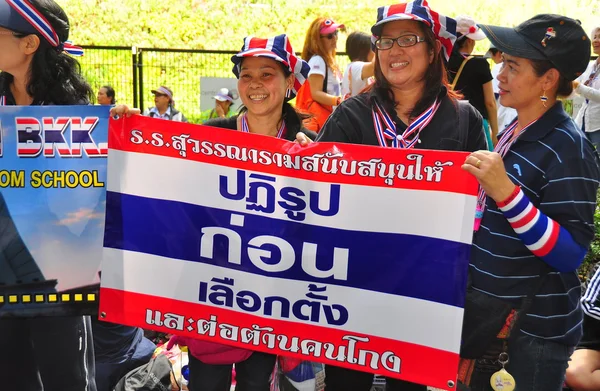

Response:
(0, 0), (39, 34)
(480, 14), (590, 81)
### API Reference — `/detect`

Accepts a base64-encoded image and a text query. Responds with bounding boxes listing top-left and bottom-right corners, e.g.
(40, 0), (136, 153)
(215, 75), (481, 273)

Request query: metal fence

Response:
(79, 45), (351, 124)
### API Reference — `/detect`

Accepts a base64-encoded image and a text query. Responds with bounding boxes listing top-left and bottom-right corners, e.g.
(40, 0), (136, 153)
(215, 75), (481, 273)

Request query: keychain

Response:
(490, 352), (516, 391)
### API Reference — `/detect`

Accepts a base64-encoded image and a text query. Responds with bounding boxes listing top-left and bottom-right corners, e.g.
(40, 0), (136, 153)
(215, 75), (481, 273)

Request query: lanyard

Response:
(474, 117), (540, 228)
(371, 99), (440, 149)
(240, 113), (286, 139)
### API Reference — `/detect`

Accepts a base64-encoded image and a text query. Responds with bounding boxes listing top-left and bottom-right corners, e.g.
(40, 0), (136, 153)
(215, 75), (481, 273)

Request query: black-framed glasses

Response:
(320, 31), (338, 40)
(375, 34), (426, 50)
(154, 93), (167, 98)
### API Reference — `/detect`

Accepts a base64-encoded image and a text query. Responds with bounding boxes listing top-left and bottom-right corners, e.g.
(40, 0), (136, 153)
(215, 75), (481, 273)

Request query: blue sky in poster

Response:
(0, 105), (110, 290)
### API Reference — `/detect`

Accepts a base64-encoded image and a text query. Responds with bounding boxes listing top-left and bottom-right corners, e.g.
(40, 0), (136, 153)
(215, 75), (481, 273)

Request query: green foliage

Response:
(58, 0), (600, 51)
(581, 191), (600, 279)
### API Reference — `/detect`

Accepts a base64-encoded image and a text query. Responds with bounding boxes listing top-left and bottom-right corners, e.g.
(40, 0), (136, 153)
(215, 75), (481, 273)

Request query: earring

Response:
(285, 88), (292, 98)
(540, 90), (548, 107)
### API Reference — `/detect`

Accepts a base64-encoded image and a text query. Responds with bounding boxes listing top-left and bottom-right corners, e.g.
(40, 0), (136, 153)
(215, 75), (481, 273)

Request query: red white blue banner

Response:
(99, 115), (478, 389)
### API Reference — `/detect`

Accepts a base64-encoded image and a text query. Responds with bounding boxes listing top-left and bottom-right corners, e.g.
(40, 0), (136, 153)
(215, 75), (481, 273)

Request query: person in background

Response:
(143, 85), (188, 122)
(461, 14), (599, 390)
(573, 25), (600, 149)
(565, 262), (600, 391)
(485, 44), (517, 131)
(97, 85), (115, 105)
(200, 87), (235, 123)
(297, 17), (344, 131)
(448, 15), (498, 149)
(312, 0), (488, 389)
(0, 0), (96, 389)
(92, 319), (156, 391)
(342, 31), (375, 98)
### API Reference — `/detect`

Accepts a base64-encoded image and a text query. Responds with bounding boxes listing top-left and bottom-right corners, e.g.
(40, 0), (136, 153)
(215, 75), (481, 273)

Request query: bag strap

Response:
(322, 66), (328, 93)
(451, 56), (473, 90)
(508, 268), (551, 337)
(348, 66), (353, 97)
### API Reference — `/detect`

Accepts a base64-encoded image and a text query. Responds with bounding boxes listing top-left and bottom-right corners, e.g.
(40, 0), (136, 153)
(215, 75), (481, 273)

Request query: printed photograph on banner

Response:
(100, 114), (479, 389)
(0, 105), (109, 317)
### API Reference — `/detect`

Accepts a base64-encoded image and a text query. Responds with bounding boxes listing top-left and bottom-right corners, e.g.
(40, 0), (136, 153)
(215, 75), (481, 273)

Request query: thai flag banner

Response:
(99, 114), (478, 389)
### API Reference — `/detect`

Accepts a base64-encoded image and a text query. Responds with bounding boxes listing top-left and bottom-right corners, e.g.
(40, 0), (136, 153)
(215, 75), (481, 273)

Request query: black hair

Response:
(101, 85), (116, 104)
(529, 59), (573, 98)
(372, 23), (461, 120)
(346, 31), (372, 62)
(488, 48), (501, 56)
(2, 0), (93, 104)
(453, 34), (471, 51)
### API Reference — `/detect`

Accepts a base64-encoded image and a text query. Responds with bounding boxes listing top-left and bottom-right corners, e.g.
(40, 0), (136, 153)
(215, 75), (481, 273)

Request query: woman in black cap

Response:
(460, 14), (600, 390)
(0, 0), (96, 390)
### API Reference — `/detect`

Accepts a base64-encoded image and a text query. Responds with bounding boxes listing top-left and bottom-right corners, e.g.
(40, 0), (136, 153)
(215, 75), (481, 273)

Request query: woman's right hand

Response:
(295, 132), (313, 146)
(110, 104), (141, 118)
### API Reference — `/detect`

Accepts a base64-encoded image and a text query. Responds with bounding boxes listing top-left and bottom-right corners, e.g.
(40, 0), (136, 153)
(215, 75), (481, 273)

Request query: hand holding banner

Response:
(100, 114), (478, 389)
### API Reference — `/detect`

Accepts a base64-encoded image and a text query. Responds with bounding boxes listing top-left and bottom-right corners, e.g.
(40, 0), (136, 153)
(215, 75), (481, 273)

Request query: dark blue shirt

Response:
(471, 102), (600, 346)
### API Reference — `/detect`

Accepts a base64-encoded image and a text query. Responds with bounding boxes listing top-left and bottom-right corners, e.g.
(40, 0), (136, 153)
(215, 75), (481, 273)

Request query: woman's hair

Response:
(101, 85), (116, 104)
(301, 17), (339, 73)
(4, 0), (93, 104)
(371, 22), (461, 119)
(529, 59), (573, 98)
(346, 31), (372, 62)
(453, 35), (471, 51)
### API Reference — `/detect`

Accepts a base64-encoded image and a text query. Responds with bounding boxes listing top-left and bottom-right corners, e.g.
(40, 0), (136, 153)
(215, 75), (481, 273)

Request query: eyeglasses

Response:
(154, 93), (167, 98)
(320, 31), (338, 40)
(375, 34), (426, 50)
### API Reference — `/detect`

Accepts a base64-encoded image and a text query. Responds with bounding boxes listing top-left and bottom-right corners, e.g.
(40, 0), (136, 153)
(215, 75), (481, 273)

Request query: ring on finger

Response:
(475, 159), (482, 169)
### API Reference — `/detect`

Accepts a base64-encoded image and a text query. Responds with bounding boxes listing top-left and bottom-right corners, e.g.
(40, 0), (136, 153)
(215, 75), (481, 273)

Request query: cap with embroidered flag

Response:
(480, 14), (590, 81)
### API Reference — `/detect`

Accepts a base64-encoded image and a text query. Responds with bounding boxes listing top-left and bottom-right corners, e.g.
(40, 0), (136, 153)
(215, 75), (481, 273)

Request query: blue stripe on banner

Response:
(104, 192), (470, 307)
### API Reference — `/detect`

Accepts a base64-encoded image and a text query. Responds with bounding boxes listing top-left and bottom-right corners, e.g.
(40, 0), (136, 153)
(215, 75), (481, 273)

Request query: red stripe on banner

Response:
(99, 288), (459, 389)
(108, 116), (477, 196)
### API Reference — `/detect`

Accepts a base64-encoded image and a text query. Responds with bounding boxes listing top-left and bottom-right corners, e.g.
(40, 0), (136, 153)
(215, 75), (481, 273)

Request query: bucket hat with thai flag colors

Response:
(371, 0), (458, 60)
(231, 34), (310, 99)
(0, 0), (83, 55)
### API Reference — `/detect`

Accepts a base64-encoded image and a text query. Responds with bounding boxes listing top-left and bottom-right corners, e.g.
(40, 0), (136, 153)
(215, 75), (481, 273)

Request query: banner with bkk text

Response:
(0, 105), (109, 317)
(99, 115), (478, 389)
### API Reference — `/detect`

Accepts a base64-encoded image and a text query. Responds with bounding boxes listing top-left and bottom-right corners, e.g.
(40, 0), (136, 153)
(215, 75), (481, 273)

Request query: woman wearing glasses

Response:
(574, 25), (600, 149)
(297, 17), (344, 131)
(312, 1), (487, 390)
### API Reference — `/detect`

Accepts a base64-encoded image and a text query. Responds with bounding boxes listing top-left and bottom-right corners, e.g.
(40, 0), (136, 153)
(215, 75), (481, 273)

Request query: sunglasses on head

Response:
(320, 31), (338, 40)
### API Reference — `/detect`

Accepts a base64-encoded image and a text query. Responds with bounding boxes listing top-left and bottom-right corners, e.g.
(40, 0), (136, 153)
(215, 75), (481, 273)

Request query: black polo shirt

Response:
(447, 52), (494, 120)
(315, 87), (488, 153)
(471, 102), (600, 346)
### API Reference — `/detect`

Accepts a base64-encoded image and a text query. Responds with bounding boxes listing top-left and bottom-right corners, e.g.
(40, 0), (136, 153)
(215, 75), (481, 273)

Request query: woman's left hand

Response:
(462, 150), (516, 202)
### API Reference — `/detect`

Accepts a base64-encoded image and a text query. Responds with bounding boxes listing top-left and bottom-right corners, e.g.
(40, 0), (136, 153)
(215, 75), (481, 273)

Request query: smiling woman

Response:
(163, 33), (317, 391)
(313, 1), (488, 390)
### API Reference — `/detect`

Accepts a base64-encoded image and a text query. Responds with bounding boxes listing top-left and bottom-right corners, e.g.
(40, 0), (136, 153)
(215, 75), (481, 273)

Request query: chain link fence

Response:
(79, 45), (350, 124)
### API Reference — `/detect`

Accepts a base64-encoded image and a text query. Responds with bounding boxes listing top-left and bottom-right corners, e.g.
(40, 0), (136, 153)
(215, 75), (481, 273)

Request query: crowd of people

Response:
(1, 0), (600, 390)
